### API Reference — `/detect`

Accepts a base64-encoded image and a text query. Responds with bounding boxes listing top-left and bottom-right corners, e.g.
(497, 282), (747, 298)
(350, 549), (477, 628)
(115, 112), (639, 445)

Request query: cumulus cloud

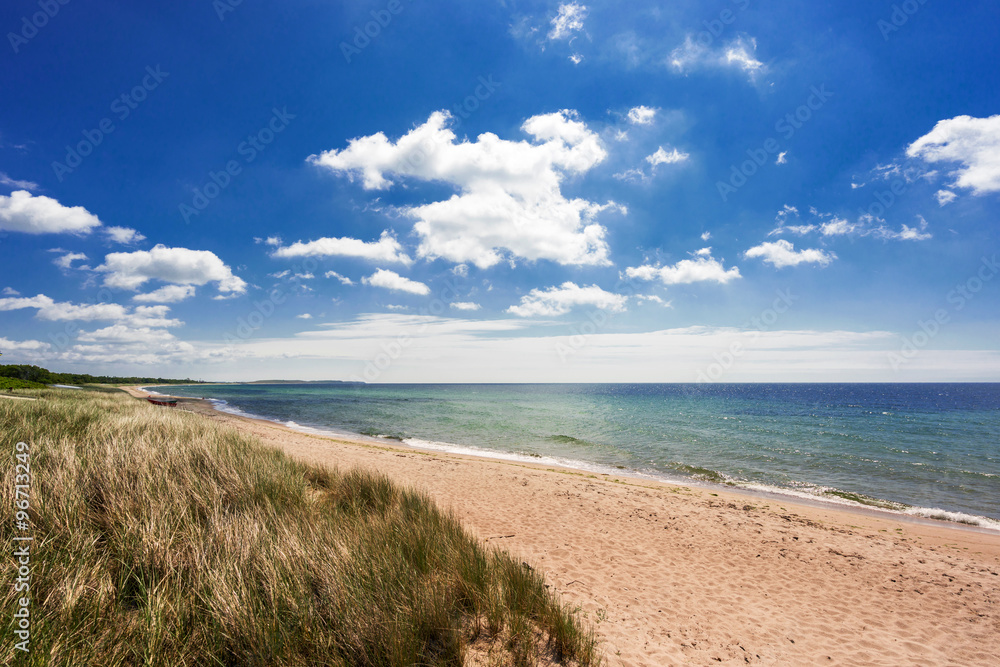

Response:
(296, 313), (313, 320)
(627, 106), (657, 125)
(646, 146), (689, 166)
(0, 190), (102, 235)
(53, 251), (88, 269)
(669, 35), (765, 80)
(450, 301), (481, 311)
(507, 282), (627, 317)
(775, 151), (788, 165)
(0, 295), (181, 329)
(271, 230), (412, 264)
(625, 248), (741, 285)
(0, 336), (50, 352)
(96, 245), (247, 295)
(103, 226), (146, 244)
(935, 189), (957, 206)
(0, 294), (127, 321)
(548, 2), (587, 41)
(132, 285), (197, 303)
(309, 110), (617, 269)
(744, 240), (836, 268)
(361, 269), (430, 295)
(906, 115), (1000, 195)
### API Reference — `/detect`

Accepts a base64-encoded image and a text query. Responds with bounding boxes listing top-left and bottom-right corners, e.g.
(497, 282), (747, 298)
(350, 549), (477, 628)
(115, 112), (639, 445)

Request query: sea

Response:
(149, 383), (1000, 530)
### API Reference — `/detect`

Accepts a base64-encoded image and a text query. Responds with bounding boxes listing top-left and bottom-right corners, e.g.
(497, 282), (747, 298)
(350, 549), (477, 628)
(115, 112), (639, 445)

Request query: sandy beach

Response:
(125, 387), (1000, 665)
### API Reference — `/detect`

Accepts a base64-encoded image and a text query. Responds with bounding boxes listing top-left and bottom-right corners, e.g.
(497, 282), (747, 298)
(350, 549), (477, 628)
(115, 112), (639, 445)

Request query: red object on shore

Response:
(146, 397), (178, 407)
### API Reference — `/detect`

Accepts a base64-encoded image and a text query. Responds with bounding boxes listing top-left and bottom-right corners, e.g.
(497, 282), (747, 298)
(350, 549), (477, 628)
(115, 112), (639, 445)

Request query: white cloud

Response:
(324, 270), (355, 285)
(132, 285), (197, 304)
(361, 269), (430, 295)
(96, 245), (247, 295)
(873, 216), (932, 242)
(612, 167), (647, 183)
(744, 240), (836, 268)
(0, 336), (50, 352)
(646, 146), (689, 167)
(450, 301), (481, 311)
(625, 248), (741, 285)
(669, 35), (765, 80)
(636, 294), (672, 307)
(700, 231), (712, 241)
(507, 282), (627, 317)
(770, 205), (932, 243)
(296, 313), (313, 320)
(271, 230), (412, 264)
(935, 190), (957, 206)
(569, 53), (583, 65)
(548, 2), (587, 41)
(76, 325), (178, 345)
(0, 294), (127, 321)
(616, 146), (690, 182)
(627, 106), (657, 125)
(775, 151), (788, 165)
(906, 115), (1000, 195)
(0, 173), (38, 191)
(0, 190), (102, 235)
(2, 287), (19, 296)
(0, 295), (181, 330)
(309, 110), (617, 269)
(819, 217), (860, 236)
(53, 251), (88, 269)
(103, 226), (146, 244)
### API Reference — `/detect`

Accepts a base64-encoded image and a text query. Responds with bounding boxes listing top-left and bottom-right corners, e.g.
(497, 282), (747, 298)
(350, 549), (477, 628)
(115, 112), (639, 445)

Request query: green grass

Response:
(0, 378), (47, 391)
(1, 389), (600, 666)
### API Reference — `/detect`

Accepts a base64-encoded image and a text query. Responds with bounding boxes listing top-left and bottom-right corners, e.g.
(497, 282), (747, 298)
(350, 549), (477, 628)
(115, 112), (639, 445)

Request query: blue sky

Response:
(1, 0), (998, 381)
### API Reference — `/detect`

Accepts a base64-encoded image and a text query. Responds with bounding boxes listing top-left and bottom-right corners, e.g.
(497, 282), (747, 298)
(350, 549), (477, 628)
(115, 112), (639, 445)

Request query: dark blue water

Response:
(152, 383), (1000, 528)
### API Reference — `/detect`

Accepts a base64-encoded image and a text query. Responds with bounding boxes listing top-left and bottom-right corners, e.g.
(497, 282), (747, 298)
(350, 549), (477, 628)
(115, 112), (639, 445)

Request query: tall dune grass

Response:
(1, 390), (600, 666)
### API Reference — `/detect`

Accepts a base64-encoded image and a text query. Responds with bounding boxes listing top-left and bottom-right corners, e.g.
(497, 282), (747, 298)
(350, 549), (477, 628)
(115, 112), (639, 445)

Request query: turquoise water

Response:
(152, 383), (1000, 528)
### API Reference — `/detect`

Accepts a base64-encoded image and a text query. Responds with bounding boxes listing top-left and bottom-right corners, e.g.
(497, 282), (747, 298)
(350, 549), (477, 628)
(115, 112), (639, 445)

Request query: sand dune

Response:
(127, 388), (1000, 665)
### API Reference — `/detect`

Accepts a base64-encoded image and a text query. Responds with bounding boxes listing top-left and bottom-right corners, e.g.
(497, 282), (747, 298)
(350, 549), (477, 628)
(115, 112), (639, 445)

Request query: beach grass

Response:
(1, 389), (600, 666)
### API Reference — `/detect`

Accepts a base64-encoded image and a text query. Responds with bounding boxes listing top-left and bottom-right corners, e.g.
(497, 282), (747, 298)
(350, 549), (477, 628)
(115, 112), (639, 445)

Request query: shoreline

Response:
(134, 384), (1000, 535)
(123, 385), (1000, 665)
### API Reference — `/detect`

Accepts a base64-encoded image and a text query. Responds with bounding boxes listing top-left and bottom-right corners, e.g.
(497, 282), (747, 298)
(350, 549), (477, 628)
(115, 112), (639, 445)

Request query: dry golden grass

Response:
(1, 389), (600, 666)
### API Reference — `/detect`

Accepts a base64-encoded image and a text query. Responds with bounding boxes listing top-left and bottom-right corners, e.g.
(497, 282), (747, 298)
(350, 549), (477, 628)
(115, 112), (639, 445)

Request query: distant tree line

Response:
(0, 364), (201, 386)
